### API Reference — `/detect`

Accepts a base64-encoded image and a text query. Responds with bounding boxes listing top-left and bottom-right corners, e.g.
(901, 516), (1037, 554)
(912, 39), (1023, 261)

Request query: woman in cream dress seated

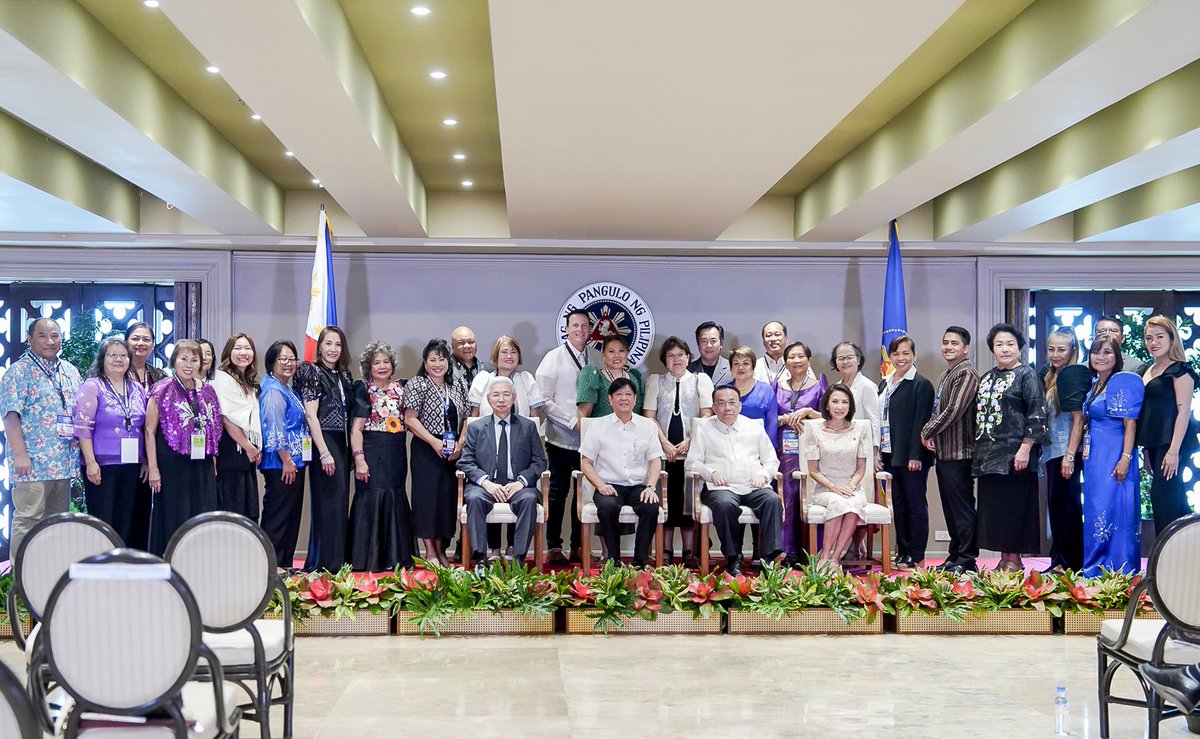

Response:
(802, 385), (872, 570)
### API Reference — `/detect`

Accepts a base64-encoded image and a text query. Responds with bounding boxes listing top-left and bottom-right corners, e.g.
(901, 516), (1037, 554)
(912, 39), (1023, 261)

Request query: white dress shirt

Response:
(468, 370), (546, 419)
(686, 415), (779, 496)
(477, 413), (529, 487)
(578, 413), (663, 487)
(755, 355), (816, 387)
(535, 343), (599, 450)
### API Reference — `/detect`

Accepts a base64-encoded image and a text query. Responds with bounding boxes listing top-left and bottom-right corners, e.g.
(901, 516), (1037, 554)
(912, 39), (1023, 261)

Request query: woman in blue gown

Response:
(1082, 336), (1145, 576)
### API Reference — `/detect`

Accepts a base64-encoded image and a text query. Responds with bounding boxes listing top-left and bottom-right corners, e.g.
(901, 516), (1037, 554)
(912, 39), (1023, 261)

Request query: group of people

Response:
(0, 308), (1194, 575)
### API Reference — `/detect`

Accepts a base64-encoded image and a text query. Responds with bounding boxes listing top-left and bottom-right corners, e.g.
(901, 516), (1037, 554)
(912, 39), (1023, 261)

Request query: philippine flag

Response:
(304, 208), (338, 362)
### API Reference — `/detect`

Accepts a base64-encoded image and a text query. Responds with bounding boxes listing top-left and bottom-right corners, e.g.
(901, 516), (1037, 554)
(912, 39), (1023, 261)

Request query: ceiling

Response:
(0, 0), (1197, 245)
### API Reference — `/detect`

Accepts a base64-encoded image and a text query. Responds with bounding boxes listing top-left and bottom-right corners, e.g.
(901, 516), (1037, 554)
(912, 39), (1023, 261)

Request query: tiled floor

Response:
(4, 632), (1192, 738)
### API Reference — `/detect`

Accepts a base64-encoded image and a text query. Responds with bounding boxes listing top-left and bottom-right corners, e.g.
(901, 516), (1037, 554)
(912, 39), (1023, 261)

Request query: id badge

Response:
(781, 427), (800, 456)
(190, 433), (206, 460)
(880, 424), (892, 453)
(120, 437), (140, 464)
(442, 431), (457, 458)
(301, 436), (312, 462)
(56, 414), (74, 440)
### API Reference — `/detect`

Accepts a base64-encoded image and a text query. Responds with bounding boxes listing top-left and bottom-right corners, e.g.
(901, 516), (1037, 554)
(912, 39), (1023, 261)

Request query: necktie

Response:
(672, 379), (681, 416)
(496, 418), (510, 483)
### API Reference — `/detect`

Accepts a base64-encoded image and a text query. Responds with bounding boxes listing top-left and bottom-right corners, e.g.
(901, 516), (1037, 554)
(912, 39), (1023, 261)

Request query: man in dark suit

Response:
(688, 321), (734, 387)
(457, 376), (547, 565)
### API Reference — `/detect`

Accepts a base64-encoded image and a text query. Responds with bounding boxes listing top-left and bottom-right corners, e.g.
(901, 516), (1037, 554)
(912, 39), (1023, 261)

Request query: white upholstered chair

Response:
(571, 417), (668, 571)
(454, 416), (552, 572)
(692, 472), (784, 576)
(34, 549), (240, 738)
(166, 512), (294, 739)
(0, 660), (39, 739)
(794, 419), (894, 573)
(1098, 513), (1200, 738)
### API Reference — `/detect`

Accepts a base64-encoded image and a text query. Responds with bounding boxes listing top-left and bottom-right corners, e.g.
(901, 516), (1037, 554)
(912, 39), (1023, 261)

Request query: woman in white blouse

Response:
(829, 341), (882, 563)
(468, 335), (546, 560)
(210, 332), (263, 520)
(642, 336), (714, 566)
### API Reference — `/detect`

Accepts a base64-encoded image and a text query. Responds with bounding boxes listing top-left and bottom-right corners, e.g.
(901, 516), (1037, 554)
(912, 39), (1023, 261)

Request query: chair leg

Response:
(283, 652), (295, 738)
(582, 523), (593, 572)
(808, 524), (818, 559)
(700, 523), (710, 575)
(881, 524), (892, 575)
(534, 522), (545, 573)
(257, 670), (271, 739)
(1097, 650), (1110, 738)
(655, 524), (664, 567)
(462, 520), (472, 570)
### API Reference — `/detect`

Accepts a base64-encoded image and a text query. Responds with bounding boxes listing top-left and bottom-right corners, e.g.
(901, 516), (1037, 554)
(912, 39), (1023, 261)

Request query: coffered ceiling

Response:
(0, 0), (1197, 246)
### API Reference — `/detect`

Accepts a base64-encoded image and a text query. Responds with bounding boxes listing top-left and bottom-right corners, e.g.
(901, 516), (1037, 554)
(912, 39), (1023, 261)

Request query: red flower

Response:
(531, 580), (554, 598)
(687, 578), (717, 605)
(354, 572), (383, 597)
(631, 571), (664, 612)
(951, 580), (976, 600)
(400, 568), (439, 592)
(1128, 576), (1152, 611)
(1066, 580), (1100, 606)
(300, 574), (335, 608)
(853, 575), (885, 612)
(568, 579), (594, 604)
(904, 584), (936, 609)
(1021, 571), (1055, 602)
(724, 573), (754, 598)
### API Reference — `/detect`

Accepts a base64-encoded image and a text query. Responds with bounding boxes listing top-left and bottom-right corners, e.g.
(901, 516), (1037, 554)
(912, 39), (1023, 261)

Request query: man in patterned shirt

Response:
(0, 318), (82, 560)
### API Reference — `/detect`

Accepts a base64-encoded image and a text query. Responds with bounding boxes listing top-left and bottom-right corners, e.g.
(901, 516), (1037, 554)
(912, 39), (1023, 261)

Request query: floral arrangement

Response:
(273, 565), (403, 621)
(398, 559), (570, 636)
(1056, 568), (1153, 615)
(724, 562), (882, 624)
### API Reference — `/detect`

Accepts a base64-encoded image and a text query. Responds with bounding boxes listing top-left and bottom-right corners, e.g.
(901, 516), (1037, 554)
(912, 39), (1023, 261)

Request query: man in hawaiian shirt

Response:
(0, 318), (82, 559)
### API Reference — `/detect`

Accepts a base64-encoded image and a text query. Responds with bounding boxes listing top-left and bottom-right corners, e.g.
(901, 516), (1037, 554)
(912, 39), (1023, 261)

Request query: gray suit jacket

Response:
(457, 414), (547, 487)
(688, 357), (733, 388)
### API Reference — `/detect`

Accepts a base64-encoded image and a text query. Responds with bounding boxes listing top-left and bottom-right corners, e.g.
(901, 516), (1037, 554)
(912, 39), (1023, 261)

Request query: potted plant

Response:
(269, 565), (393, 635)
(394, 560), (564, 637)
(890, 568), (1056, 634)
(726, 563), (885, 634)
(0, 573), (32, 639)
(565, 563), (721, 634)
(1060, 569), (1159, 634)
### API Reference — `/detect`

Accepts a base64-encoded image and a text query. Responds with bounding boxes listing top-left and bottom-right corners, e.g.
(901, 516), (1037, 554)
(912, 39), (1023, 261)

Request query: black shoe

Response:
(893, 555), (914, 571)
(758, 550), (786, 571)
(726, 559), (744, 576)
(1140, 664), (1200, 714)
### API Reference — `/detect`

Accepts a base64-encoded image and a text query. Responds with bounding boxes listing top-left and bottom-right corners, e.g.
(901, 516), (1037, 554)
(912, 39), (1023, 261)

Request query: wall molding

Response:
(0, 247), (232, 340)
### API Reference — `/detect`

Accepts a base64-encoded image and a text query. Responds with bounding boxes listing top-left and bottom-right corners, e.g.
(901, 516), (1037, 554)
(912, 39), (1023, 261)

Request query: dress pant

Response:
(465, 485), (538, 560)
(1045, 456), (1083, 571)
(701, 487), (782, 563)
(546, 443), (582, 551)
(261, 467), (306, 567)
(934, 458), (978, 567)
(883, 457), (930, 562)
(11, 479), (71, 562)
(594, 483), (659, 565)
(1145, 445), (1196, 534)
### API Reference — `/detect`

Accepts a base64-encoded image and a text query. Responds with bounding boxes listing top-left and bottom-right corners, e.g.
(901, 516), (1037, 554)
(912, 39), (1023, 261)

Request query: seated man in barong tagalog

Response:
(686, 385), (783, 576)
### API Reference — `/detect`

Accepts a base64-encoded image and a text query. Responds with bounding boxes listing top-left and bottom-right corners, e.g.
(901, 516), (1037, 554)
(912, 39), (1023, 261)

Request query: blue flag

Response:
(881, 219), (907, 376)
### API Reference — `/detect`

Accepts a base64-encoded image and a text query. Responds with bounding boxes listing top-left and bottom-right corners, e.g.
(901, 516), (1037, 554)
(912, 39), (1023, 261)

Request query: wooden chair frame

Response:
(572, 469), (668, 572)
(692, 472), (784, 575)
(794, 468), (894, 574)
(455, 470), (551, 573)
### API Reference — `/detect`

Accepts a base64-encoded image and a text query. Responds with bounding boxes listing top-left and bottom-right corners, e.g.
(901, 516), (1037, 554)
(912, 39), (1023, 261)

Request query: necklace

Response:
(825, 420), (851, 431)
(602, 367), (625, 383)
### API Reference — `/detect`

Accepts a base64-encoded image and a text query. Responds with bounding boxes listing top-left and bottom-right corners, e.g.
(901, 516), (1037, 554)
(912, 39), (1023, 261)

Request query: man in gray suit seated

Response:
(457, 376), (547, 566)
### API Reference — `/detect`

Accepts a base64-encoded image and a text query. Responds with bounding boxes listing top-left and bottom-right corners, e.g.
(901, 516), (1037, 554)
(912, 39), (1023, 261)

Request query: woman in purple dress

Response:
(74, 337), (149, 545)
(145, 339), (222, 555)
(774, 341), (827, 561)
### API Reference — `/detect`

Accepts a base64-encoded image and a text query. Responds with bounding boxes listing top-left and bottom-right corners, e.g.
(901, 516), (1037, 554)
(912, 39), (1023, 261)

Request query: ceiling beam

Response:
(159, 0), (428, 237)
(933, 60), (1200, 241)
(0, 0), (282, 235)
(794, 0), (1200, 241)
(0, 110), (138, 232)
(1075, 165), (1200, 241)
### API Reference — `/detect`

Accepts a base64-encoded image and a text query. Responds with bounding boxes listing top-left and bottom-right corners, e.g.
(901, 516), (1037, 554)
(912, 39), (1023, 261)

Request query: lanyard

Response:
(101, 376), (134, 432)
(567, 344), (587, 371)
(28, 351), (70, 410)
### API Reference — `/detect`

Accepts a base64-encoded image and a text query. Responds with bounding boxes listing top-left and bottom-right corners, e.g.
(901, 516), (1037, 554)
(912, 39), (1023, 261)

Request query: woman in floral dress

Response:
(972, 323), (1049, 572)
(348, 341), (414, 571)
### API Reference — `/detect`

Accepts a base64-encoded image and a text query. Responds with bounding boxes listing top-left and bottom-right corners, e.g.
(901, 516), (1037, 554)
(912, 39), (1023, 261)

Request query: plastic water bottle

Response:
(1054, 685), (1069, 736)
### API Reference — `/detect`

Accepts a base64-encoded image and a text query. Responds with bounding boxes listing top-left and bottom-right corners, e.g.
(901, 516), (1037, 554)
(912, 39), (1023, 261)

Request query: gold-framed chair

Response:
(793, 419), (894, 573)
(571, 418), (668, 572)
(454, 416), (551, 572)
(691, 472), (784, 575)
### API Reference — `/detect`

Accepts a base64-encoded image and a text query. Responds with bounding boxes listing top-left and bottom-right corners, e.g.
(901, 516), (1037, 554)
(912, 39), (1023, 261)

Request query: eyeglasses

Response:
(277, 357), (297, 365)
(104, 353), (129, 359)
(713, 400), (741, 408)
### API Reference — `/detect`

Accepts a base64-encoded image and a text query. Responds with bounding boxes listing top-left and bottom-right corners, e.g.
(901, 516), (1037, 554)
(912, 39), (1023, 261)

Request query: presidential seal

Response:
(556, 282), (655, 367)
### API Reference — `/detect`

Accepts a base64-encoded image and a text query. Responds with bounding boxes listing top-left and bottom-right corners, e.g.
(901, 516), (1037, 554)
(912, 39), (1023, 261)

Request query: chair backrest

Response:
(14, 513), (123, 620)
(0, 660), (39, 739)
(578, 417), (597, 503)
(166, 512), (276, 632)
(1147, 513), (1200, 636)
(43, 550), (200, 719)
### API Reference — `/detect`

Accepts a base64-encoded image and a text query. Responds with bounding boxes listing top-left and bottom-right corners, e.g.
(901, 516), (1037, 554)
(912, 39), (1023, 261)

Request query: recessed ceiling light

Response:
(442, 118), (458, 127)
(452, 153), (466, 161)
(311, 178), (321, 186)
(205, 65), (220, 74)
(411, 6), (431, 16)
(143, 0), (160, 7)
(250, 113), (262, 121)
(429, 70), (447, 80)
(461, 180), (473, 188)
(284, 150), (294, 157)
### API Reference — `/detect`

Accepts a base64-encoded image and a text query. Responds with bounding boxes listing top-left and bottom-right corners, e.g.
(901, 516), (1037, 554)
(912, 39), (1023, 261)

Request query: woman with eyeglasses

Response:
(259, 340), (308, 569)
